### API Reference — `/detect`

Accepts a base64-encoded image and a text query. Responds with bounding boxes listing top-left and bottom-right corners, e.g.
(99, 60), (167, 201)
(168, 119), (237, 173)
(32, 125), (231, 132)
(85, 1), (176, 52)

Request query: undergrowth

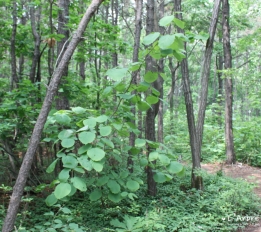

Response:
(0, 169), (260, 232)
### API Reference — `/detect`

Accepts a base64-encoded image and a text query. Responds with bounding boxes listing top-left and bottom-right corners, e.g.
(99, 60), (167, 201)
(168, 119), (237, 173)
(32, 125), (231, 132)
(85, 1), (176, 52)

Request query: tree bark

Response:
(174, 0), (203, 190)
(222, 0), (235, 164)
(2, 1), (104, 231)
(145, 0), (157, 196)
(196, 0), (221, 159)
(128, 0), (143, 172)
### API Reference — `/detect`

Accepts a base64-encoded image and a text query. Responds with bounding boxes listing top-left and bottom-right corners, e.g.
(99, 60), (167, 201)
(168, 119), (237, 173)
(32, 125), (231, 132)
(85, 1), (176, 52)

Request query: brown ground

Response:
(201, 163), (261, 232)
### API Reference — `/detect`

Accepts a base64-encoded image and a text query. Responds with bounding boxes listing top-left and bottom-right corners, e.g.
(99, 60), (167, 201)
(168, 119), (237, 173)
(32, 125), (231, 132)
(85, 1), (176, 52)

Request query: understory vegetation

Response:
(1, 168), (260, 232)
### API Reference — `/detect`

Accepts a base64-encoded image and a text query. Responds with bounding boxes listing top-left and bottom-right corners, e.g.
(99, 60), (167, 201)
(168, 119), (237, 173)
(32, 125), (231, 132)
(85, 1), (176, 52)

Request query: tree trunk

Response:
(55, 0), (70, 110)
(145, 0), (157, 196)
(196, 0), (221, 159)
(128, 0), (143, 172)
(2, 1), (104, 231)
(10, 1), (19, 90)
(174, 0), (203, 190)
(222, 0), (235, 164)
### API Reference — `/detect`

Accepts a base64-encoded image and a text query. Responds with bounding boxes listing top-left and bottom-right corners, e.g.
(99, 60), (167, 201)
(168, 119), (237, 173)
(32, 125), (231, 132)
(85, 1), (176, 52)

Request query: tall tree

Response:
(196, 0), (221, 159)
(128, 0), (143, 172)
(2, 1), (104, 230)
(222, 0), (235, 164)
(55, 0), (70, 110)
(145, 0), (157, 196)
(174, 0), (203, 190)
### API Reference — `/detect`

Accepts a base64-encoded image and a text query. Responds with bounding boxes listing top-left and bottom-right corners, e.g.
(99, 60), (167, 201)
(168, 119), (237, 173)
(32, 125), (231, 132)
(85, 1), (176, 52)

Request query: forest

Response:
(1, 0), (261, 231)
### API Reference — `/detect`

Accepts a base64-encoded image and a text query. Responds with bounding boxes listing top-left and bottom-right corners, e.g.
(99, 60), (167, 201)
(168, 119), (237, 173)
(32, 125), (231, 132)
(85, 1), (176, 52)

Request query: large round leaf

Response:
(62, 156), (78, 169)
(78, 155), (92, 171)
(101, 138), (114, 148)
(58, 130), (74, 140)
(137, 101), (150, 111)
(55, 114), (71, 125)
(126, 180), (140, 192)
(91, 160), (103, 172)
(142, 32), (160, 45)
(158, 154), (170, 165)
(144, 71), (158, 83)
(46, 159), (58, 173)
(108, 193), (122, 203)
(71, 177), (87, 191)
(54, 183), (71, 199)
(87, 148), (105, 161)
(135, 138), (146, 147)
(89, 189), (102, 201)
(58, 168), (70, 182)
(78, 131), (96, 144)
(83, 118), (97, 128)
(45, 193), (57, 206)
(167, 161), (183, 174)
(106, 68), (128, 81)
(96, 115), (108, 123)
(149, 151), (159, 162)
(96, 176), (110, 186)
(158, 35), (175, 50)
(61, 138), (75, 148)
(107, 180), (121, 194)
(71, 107), (86, 114)
(99, 126), (112, 136)
(159, 15), (174, 27)
(153, 172), (167, 183)
(78, 144), (91, 155)
(146, 95), (159, 104)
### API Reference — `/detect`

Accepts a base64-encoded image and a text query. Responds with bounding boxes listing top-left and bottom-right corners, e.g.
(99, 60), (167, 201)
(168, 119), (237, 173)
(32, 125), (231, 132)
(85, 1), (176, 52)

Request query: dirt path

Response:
(201, 163), (261, 232)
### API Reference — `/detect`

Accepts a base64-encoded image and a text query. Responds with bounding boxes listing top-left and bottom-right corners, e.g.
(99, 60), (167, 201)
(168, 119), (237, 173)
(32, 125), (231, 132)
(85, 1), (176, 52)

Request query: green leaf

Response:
(96, 176), (110, 186)
(46, 159), (58, 173)
(121, 192), (128, 197)
(73, 167), (85, 173)
(91, 160), (103, 172)
(129, 62), (142, 71)
(78, 144), (91, 155)
(78, 155), (92, 171)
(126, 180), (140, 192)
(140, 158), (148, 167)
(68, 185), (77, 196)
(55, 114), (71, 125)
(78, 131), (96, 144)
(142, 32), (160, 45)
(153, 172), (167, 183)
(99, 126), (112, 136)
(71, 177), (87, 191)
(135, 138), (146, 147)
(101, 138), (114, 148)
(144, 71), (158, 83)
(58, 130), (74, 140)
(102, 86), (113, 95)
(106, 68), (128, 81)
(89, 189), (102, 201)
(146, 95), (159, 104)
(149, 151), (159, 161)
(61, 138), (75, 148)
(45, 193), (57, 206)
(96, 115), (108, 123)
(112, 123), (122, 131)
(58, 168), (70, 182)
(137, 101), (150, 111)
(71, 107), (86, 114)
(54, 183), (71, 199)
(173, 18), (185, 29)
(83, 118), (96, 128)
(76, 125), (89, 132)
(87, 148), (105, 161)
(159, 15), (174, 26)
(158, 35), (175, 49)
(62, 156), (78, 169)
(158, 154), (170, 165)
(108, 193), (122, 203)
(117, 93), (134, 100)
(128, 193), (138, 200)
(107, 180), (121, 194)
(136, 82), (150, 92)
(167, 161), (183, 174)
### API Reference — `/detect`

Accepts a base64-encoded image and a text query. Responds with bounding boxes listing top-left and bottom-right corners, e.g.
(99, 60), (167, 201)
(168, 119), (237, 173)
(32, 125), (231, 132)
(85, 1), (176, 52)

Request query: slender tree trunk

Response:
(196, 0), (221, 159)
(174, 0), (203, 190)
(128, 0), (143, 172)
(2, 1), (104, 231)
(29, 6), (41, 83)
(222, 0), (235, 164)
(10, 1), (19, 90)
(217, 34), (223, 126)
(55, 0), (70, 110)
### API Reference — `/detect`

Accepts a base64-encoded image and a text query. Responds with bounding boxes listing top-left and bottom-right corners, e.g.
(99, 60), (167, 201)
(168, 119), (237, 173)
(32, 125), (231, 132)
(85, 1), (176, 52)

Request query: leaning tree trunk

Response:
(2, 1), (104, 231)
(128, 0), (143, 173)
(222, 0), (235, 164)
(174, 0), (203, 190)
(196, 0), (221, 159)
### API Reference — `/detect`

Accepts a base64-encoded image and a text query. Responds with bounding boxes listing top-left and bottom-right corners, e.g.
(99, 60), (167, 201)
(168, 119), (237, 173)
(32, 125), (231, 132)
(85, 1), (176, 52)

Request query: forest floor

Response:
(201, 163), (261, 232)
